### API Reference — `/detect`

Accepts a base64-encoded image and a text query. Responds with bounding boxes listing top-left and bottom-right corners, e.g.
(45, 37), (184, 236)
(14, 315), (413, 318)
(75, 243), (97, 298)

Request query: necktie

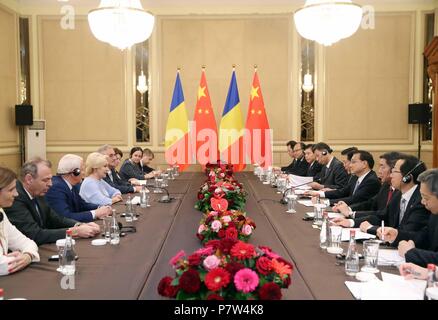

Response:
(352, 179), (360, 195)
(32, 198), (43, 226)
(399, 198), (407, 224)
(386, 188), (394, 205)
(108, 171), (114, 182)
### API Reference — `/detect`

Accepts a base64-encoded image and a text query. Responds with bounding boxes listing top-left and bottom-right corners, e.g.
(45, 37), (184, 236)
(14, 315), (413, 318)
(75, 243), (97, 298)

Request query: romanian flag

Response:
(245, 69), (273, 168)
(164, 71), (190, 171)
(219, 70), (246, 172)
(193, 68), (218, 166)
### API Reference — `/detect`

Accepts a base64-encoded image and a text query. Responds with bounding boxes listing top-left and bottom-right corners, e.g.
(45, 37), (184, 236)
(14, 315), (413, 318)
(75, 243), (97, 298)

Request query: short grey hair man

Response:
(418, 169), (438, 198)
(97, 144), (113, 155)
(20, 157), (52, 181)
(57, 154), (83, 175)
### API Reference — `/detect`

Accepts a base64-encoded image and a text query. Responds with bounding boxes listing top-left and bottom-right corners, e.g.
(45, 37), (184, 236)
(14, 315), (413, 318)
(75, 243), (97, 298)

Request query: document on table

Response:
(137, 180), (148, 185)
(328, 212), (344, 219)
(345, 273), (426, 300)
(378, 249), (405, 266)
(288, 175), (313, 189)
(131, 196), (141, 205)
(298, 200), (315, 207)
(341, 228), (376, 241)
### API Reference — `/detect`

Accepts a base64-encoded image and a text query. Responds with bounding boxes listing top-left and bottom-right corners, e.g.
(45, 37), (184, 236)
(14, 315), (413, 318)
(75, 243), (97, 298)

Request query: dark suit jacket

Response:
(350, 182), (392, 212)
(319, 157), (349, 189)
(103, 168), (135, 194)
(287, 157), (309, 177)
(281, 159), (296, 173)
(5, 181), (77, 245)
(140, 162), (154, 174)
(45, 175), (98, 223)
(120, 160), (145, 181)
(353, 186), (430, 245)
(306, 161), (322, 179)
(404, 214), (438, 267)
(325, 170), (381, 206)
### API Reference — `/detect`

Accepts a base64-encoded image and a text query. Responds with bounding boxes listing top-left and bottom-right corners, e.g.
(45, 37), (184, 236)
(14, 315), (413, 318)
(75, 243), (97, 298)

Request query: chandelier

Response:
(294, 0), (363, 46)
(88, 0), (155, 50)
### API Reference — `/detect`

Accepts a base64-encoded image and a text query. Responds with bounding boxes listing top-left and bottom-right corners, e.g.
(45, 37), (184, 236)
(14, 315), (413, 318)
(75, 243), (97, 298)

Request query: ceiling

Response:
(15, 0), (437, 7)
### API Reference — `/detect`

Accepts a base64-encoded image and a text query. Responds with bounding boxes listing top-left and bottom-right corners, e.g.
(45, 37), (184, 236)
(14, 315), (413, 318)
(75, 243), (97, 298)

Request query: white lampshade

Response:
(294, 0), (363, 46)
(88, 0), (155, 50)
(302, 73), (314, 93)
(137, 71), (148, 94)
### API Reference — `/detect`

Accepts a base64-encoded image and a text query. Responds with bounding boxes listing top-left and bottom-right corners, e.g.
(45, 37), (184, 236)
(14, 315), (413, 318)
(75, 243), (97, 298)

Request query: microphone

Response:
(155, 187), (174, 203)
(280, 177), (321, 204)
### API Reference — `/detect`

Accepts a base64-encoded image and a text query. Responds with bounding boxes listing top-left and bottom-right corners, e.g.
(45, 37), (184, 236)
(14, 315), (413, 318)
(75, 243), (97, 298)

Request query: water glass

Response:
(140, 190), (150, 208)
(277, 177), (287, 193)
(161, 173), (169, 187)
(103, 216), (112, 242)
(173, 165), (180, 176)
(286, 194), (298, 213)
(313, 203), (326, 226)
(167, 168), (174, 180)
(327, 226), (343, 254)
(154, 177), (163, 193)
(362, 240), (380, 273)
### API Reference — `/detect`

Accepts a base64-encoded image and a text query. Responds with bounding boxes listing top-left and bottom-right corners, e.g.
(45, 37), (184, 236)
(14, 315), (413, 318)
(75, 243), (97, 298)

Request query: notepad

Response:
(137, 180), (148, 185)
(298, 200), (314, 207)
(341, 228), (376, 241)
(378, 249), (405, 267)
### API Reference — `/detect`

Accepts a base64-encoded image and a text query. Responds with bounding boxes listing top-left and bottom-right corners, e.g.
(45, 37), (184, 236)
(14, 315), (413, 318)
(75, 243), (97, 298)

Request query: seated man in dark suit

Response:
(333, 151), (401, 215)
(340, 147), (358, 175)
(304, 144), (322, 179)
(140, 148), (156, 174)
(45, 154), (112, 222)
(309, 150), (380, 206)
(277, 140), (296, 173)
(5, 158), (101, 245)
(286, 142), (309, 176)
(381, 169), (438, 267)
(334, 155), (429, 247)
(309, 142), (348, 190)
(98, 145), (141, 194)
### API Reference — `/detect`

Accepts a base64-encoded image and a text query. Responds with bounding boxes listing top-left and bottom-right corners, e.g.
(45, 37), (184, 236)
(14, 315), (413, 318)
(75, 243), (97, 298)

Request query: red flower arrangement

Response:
(195, 180), (247, 213)
(157, 239), (293, 300)
(196, 209), (256, 244)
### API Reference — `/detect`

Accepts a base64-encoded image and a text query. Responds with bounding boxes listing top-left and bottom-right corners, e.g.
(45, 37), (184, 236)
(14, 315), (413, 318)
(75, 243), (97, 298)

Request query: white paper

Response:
(328, 212), (344, 219)
(378, 249), (405, 267)
(345, 273), (426, 300)
(137, 180), (148, 185)
(298, 200), (315, 207)
(294, 189), (307, 195)
(288, 174), (313, 189)
(341, 228), (376, 241)
(0, 255), (13, 276)
(131, 196), (141, 205)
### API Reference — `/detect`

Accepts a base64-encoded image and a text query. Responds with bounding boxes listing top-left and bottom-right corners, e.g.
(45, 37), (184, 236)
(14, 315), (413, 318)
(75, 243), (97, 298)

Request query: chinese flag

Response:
(245, 69), (273, 168)
(193, 69), (218, 166)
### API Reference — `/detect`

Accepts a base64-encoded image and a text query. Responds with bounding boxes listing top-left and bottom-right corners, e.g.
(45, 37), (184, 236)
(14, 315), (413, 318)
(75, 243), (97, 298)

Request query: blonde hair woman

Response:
(0, 167), (39, 275)
(79, 152), (123, 206)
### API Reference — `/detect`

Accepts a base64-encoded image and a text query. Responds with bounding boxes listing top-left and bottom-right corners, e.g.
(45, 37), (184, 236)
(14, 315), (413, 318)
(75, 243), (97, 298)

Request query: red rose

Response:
(205, 239), (220, 250)
(219, 238), (237, 254)
(282, 275), (291, 288)
(225, 227), (238, 240)
(258, 282), (282, 300)
(218, 229), (226, 238)
(207, 294), (224, 300)
(224, 261), (245, 276)
(256, 257), (272, 275)
(188, 253), (202, 267)
(179, 269), (201, 293)
(205, 215), (214, 225)
(157, 276), (179, 298)
(228, 221), (236, 229)
(198, 193), (205, 200)
(196, 233), (205, 241)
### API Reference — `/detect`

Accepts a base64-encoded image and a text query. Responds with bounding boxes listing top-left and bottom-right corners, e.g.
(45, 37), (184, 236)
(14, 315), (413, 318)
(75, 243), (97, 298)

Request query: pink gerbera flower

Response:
(169, 250), (185, 266)
(234, 268), (259, 293)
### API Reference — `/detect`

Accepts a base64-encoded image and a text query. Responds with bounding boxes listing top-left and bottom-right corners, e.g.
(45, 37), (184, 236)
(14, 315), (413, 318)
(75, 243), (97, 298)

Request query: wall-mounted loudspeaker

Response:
(408, 103), (431, 124)
(15, 105), (33, 126)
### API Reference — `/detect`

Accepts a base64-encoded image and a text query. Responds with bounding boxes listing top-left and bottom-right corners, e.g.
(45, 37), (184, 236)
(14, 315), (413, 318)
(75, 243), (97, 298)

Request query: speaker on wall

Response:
(15, 105), (33, 126)
(408, 103), (431, 124)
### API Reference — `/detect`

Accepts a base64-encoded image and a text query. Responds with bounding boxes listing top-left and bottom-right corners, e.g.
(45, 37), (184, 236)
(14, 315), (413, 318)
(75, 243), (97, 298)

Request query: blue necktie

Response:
(352, 179), (360, 195)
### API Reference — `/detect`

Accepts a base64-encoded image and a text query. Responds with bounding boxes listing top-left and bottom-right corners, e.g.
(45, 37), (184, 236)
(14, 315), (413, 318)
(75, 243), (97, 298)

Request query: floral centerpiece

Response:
(157, 239), (293, 300)
(196, 208), (256, 244)
(195, 181), (247, 213)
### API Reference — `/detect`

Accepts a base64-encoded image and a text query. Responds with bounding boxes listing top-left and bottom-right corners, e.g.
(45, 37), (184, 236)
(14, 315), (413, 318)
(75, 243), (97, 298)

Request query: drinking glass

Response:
(286, 193), (298, 213)
(361, 240), (380, 273)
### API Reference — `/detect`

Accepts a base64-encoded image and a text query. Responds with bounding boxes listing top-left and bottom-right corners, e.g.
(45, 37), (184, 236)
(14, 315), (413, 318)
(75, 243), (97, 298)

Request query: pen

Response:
(381, 221), (385, 242)
(405, 268), (422, 277)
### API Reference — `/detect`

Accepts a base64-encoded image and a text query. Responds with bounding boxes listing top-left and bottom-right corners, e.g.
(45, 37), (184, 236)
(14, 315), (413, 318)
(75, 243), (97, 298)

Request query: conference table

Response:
(0, 172), (399, 300)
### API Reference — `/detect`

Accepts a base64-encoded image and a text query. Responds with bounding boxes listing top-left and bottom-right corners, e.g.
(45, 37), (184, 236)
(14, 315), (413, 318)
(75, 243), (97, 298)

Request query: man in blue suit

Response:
(45, 154), (112, 222)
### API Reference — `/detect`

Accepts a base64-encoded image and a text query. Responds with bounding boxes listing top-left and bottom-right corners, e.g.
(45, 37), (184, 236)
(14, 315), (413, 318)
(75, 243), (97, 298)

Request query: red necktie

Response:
(386, 188), (394, 205)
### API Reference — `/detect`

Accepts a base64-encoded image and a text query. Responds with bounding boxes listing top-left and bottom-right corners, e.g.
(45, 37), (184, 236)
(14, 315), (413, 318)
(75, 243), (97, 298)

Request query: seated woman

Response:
(79, 152), (123, 206)
(0, 167), (39, 275)
(120, 147), (155, 181)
